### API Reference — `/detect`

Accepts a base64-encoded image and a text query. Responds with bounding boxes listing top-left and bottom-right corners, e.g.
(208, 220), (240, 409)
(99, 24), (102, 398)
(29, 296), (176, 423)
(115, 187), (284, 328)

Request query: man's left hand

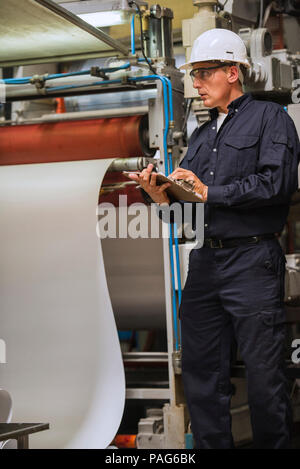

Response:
(169, 168), (208, 202)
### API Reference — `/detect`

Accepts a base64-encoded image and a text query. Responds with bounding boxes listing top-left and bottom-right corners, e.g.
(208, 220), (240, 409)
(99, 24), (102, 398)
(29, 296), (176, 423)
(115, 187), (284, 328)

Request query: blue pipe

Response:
(131, 75), (181, 349)
(130, 75), (170, 176)
(163, 77), (182, 343)
(131, 14), (136, 55)
(47, 78), (122, 93)
(137, 77), (181, 349)
(4, 61), (154, 86)
(168, 225), (180, 350)
(3, 63), (132, 85)
(154, 76), (181, 349)
(46, 63), (131, 80)
(4, 71), (91, 85)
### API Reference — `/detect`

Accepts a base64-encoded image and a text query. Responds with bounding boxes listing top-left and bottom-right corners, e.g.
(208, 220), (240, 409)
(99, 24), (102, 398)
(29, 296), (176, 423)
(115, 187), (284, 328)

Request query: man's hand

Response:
(127, 163), (171, 205)
(169, 168), (208, 202)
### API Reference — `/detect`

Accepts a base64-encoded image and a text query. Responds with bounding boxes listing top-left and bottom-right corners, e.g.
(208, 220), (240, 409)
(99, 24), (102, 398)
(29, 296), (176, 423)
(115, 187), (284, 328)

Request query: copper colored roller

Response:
(0, 115), (154, 165)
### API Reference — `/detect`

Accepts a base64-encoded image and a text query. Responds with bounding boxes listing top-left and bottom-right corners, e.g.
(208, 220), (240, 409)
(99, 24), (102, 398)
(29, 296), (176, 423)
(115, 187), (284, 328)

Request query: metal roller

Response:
(0, 115), (155, 165)
(108, 157), (157, 172)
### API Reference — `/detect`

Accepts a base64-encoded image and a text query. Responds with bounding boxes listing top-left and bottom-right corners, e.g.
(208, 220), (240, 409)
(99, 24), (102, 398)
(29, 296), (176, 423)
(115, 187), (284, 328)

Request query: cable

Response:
(182, 98), (192, 135)
(259, 0), (264, 28)
(263, 1), (275, 27)
(218, 0), (228, 10)
(128, 1), (157, 75)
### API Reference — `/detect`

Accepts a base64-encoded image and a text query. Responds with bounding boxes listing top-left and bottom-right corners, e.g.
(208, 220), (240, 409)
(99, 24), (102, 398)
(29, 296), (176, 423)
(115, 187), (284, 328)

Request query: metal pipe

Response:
(108, 157), (157, 172)
(12, 106), (149, 125)
(5, 83), (157, 102)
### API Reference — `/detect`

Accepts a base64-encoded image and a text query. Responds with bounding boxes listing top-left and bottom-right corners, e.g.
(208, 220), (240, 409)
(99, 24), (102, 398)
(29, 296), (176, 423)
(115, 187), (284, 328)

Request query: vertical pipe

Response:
(131, 14), (136, 55)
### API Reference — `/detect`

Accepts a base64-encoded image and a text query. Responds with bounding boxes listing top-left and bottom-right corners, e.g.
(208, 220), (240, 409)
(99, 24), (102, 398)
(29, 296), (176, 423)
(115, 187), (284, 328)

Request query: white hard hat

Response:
(180, 28), (251, 70)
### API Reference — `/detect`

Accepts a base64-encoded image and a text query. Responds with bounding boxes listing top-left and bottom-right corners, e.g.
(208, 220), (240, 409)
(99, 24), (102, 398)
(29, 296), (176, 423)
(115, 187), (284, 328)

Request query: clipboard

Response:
(123, 171), (204, 203)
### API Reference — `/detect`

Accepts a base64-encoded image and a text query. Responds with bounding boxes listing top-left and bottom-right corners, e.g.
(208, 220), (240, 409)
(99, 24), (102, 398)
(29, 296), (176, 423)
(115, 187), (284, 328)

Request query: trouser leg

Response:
(180, 247), (235, 449)
(232, 313), (292, 448)
(219, 239), (292, 448)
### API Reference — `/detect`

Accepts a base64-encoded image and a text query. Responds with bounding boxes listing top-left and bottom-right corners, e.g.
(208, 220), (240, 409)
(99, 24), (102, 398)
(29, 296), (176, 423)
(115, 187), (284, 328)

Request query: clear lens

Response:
(190, 63), (231, 83)
(190, 69), (213, 82)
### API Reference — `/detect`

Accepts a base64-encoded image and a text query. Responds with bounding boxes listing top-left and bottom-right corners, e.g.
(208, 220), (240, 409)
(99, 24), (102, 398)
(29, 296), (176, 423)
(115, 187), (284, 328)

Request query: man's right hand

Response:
(127, 163), (171, 205)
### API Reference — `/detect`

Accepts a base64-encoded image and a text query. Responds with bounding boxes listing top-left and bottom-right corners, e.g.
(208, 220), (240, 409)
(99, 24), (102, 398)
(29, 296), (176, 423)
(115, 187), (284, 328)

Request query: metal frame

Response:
(58, 0), (148, 14)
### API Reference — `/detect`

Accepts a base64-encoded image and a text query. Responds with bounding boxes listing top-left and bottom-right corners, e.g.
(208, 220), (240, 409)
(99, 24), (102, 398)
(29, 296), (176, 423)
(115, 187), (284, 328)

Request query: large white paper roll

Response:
(0, 159), (125, 448)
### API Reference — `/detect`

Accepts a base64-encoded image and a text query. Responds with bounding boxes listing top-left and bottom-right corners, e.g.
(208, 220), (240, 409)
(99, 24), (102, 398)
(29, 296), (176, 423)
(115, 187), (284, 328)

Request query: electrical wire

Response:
(263, 1), (275, 27)
(128, 0), (157, 75)
(182, 98), (192, 135)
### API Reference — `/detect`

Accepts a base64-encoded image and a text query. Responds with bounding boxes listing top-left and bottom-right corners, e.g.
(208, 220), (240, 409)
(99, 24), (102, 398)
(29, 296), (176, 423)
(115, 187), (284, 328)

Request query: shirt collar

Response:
(209, 92), (253, 120)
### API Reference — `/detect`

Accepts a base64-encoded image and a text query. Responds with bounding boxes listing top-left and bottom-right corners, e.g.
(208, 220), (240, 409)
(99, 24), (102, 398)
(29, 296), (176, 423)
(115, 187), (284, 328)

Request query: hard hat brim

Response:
(179, 59), (251, 71)
(179, 61), (193, 71)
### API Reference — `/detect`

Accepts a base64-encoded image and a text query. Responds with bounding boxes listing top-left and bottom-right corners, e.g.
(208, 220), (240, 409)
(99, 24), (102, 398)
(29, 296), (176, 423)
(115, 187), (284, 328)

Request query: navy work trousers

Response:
(180, 238), (292, 449)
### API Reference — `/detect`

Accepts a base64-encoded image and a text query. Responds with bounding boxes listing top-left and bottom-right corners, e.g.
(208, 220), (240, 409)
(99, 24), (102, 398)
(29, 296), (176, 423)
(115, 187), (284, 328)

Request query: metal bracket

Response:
(121, 74), (130, 85)
(29, 74), (48, 95)
(90, 67), (109, 80)
(172, 350), (182, 375)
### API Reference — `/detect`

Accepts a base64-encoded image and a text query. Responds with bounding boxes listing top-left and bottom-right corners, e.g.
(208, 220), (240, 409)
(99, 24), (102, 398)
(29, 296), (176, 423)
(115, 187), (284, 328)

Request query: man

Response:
(128, 29), (300, 448)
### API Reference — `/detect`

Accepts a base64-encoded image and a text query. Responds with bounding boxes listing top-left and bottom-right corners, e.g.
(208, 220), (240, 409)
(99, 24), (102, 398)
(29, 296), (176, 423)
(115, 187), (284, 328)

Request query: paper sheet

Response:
(0, 159), (125, 448)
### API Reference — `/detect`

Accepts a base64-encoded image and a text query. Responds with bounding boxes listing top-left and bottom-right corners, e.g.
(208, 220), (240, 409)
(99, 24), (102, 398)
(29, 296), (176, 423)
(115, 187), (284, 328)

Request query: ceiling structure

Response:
(0, 0), (129, 67)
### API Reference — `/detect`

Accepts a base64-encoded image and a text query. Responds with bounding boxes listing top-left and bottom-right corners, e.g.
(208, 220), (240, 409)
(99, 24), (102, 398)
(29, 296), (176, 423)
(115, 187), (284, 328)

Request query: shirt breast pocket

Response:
(184, 140), (206, 174)
(224, 135), (259, 178)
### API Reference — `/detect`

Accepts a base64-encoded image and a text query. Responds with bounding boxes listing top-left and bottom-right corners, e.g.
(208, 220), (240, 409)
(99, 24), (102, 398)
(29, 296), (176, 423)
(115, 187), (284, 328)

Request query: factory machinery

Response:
(0, 0), (300, 448)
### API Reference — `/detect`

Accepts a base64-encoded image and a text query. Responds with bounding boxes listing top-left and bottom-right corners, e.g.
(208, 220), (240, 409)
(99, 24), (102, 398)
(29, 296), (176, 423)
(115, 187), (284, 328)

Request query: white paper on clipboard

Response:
(123, 171), (204, 203)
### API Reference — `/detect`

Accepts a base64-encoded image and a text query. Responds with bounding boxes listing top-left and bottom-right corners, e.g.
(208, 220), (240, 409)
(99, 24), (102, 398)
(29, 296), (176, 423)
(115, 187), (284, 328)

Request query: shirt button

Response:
(204, 224), (208, 228)
(210, 171), (214, 175)
(213, 148), (217, 152)
(235, 109), (238, 113)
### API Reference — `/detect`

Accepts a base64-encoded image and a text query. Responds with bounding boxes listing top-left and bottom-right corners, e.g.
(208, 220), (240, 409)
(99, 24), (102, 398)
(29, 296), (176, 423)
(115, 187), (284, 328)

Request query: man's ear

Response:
(227, 65), (239, 84)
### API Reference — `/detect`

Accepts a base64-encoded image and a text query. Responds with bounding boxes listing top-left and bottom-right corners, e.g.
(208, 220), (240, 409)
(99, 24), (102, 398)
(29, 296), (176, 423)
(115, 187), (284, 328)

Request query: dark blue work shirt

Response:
(179, 92), (300, 239)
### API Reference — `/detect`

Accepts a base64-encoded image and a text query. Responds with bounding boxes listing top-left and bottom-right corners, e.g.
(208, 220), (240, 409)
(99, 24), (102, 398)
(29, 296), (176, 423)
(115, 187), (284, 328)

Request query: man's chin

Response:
(201, 96), (211, 106)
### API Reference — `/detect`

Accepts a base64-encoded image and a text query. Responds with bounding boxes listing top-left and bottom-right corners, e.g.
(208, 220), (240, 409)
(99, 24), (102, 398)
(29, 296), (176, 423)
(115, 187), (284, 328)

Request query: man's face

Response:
(191, 61), (232, 109)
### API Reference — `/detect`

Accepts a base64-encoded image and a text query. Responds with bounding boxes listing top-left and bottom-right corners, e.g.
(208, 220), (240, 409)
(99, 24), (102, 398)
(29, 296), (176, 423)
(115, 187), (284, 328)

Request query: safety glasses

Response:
(190, 63), (233, 82)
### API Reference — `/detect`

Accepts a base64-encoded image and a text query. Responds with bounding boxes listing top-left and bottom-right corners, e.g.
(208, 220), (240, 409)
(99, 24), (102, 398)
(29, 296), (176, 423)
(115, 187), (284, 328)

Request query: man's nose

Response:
(193, 79), (200, 90)
(192, 77), (204, 89)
